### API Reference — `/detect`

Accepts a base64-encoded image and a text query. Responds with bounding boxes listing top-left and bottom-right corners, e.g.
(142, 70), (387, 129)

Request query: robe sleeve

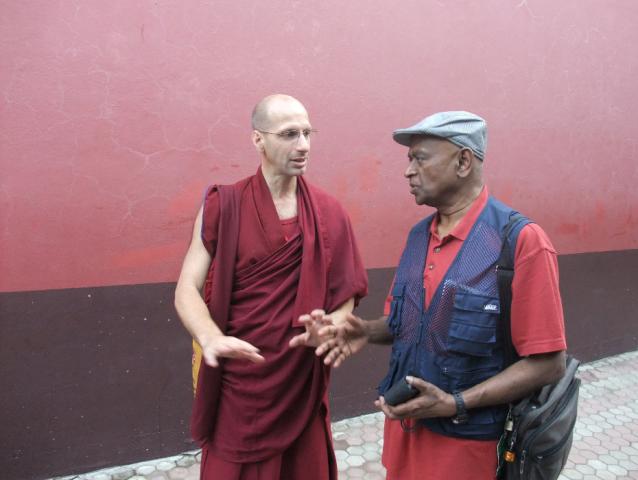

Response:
(200, 186), (221, 258)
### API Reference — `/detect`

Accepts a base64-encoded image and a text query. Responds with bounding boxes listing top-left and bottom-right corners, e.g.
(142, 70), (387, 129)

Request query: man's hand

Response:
(375, 376), (456, 420)
(314, 313), (369, 367)
(289, 309), (335, 349)
(288, 309), (367, 367)
(200, 334), (265, 368)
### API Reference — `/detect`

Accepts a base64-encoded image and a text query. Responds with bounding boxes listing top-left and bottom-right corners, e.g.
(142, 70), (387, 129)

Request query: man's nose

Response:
(405, 161), (415, 178)
(296, 132), (310, 150)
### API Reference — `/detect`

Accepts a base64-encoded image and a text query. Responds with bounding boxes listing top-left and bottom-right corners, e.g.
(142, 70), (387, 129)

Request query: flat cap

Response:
(392, 111), (487, 160)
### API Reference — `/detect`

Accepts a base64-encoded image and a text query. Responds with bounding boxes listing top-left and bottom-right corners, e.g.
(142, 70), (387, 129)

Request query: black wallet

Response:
(384, 377), (418, 406)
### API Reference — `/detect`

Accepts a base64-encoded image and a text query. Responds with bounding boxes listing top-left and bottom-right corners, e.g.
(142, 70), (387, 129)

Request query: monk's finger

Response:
(297, 314), (312, 325)
(319, 314), (335, 327)
(217, 348), (264, 362)
(289, 331), (311, 348)
(223, 343), (265, 362)
(225, 349), (265, 363)
(218, 337), (263, 356)
(310, 309), (326, 321)
(316, 324), (336, 338)
(241, 350), (266, 363)
(203, 351), (219, 368)
(228, 337), (261, 352)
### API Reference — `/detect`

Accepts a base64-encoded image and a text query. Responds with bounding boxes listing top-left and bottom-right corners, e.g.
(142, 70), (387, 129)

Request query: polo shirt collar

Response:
(430, 186), (489, 241)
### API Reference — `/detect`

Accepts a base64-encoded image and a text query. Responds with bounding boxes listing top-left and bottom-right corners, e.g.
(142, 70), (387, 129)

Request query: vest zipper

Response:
(413, 321), (425, 374)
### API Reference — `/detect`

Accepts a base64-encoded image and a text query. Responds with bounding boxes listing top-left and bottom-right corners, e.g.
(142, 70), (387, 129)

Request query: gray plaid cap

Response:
(392, 111), (487, 160)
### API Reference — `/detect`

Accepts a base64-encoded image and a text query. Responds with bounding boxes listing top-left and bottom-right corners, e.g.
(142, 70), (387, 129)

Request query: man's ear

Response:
(252, 130), (265, 152)
(457, 148), (474, 178)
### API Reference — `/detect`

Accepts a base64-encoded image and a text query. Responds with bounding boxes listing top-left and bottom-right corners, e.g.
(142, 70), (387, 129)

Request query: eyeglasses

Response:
(257, 128), (318, 141)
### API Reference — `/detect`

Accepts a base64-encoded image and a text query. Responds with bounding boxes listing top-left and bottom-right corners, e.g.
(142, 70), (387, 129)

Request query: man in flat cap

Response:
(314, 111), (567, 479)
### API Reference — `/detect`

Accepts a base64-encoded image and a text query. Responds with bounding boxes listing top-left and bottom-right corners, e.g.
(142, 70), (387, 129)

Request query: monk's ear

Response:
(252, 130), (265, 153)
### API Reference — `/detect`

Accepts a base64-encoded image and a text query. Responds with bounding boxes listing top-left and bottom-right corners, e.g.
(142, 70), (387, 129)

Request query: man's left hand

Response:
(375, 376), (457, 420)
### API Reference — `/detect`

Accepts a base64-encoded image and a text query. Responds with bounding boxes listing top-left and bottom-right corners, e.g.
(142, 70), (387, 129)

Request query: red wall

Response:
(2, 0), (637, 293)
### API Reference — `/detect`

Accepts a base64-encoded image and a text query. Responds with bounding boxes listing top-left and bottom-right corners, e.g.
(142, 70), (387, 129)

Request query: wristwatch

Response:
(451, 391), (469, 425)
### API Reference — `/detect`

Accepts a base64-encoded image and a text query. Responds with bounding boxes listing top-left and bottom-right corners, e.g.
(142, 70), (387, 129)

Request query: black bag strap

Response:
(497, 213), (529, 368)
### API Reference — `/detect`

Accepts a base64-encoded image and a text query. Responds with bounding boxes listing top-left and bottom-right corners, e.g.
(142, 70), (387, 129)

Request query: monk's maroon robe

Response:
(191, 167), (368, 474)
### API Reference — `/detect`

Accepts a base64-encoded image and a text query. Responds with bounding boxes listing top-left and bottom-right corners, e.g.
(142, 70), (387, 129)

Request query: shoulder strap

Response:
(497, 213), (529, 367)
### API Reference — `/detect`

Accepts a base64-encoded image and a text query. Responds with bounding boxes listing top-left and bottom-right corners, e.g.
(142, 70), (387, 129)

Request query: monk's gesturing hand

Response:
(315, 313), (368, 367)
(201, 335), (265, 368)
(375, 376), (456, 420)
(289, 309), (335, 349)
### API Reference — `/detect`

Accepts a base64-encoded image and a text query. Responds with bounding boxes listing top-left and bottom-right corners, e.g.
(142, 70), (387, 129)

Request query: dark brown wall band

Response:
(1, 250), (637, 479)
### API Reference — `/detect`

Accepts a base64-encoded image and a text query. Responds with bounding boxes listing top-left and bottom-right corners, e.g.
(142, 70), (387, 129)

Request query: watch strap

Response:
(452, 391), (469, 424)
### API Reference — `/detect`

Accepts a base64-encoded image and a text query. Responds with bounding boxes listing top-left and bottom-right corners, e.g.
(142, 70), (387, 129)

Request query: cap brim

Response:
(393, 128), (450, 147)
(392, 129), (420, 146)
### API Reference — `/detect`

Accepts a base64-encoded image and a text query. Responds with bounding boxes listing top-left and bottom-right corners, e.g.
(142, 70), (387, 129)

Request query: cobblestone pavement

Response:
(53, 349), (638, 480)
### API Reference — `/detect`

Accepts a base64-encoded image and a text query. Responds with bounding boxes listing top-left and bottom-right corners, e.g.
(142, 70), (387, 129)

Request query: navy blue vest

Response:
(379, 196), (529, 440)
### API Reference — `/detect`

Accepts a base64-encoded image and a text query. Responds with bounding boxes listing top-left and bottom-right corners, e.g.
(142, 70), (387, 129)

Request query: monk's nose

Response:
(296, 132), (310, 151)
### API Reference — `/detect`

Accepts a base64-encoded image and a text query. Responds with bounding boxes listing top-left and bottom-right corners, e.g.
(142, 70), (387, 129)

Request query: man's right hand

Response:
(315, 313), (369, 367)
(199, 335), (265, 368)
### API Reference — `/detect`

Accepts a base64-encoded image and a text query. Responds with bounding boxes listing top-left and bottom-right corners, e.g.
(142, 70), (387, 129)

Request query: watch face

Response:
(452, 414), (469, 425)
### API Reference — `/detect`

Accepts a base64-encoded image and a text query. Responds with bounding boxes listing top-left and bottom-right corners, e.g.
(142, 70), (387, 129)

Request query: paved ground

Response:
(54, 349), (638, 480)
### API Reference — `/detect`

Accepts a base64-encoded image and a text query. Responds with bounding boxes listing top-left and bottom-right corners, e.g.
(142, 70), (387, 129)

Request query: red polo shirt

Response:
(382, 187), (566, 480)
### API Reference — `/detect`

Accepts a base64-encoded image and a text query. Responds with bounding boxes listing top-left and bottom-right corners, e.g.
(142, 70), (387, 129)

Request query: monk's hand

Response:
(315, 313), (368, 368)
(200, 334), (265, 368)
(375, 376), (456, 420)
(289, 309), (334, 349)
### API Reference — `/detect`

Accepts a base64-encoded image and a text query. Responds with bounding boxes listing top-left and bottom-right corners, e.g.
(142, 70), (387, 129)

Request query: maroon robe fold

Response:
(191, 167), (368, 467)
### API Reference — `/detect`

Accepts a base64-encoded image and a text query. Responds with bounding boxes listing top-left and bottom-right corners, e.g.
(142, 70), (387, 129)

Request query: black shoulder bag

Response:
(496, 214), (581, 480)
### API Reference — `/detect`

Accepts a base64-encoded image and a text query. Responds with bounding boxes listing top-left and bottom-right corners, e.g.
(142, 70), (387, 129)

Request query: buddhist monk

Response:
(174, 94), (368, 479)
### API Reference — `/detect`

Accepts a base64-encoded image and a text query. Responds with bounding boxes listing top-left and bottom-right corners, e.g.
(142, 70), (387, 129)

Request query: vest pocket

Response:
(447, 291), (499, 357)
(439, 363), (502, 426)
(439, 362), (496, 391)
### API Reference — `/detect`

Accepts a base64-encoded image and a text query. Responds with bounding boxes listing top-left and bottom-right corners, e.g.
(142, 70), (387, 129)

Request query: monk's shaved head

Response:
(251, 94), (308, 131)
